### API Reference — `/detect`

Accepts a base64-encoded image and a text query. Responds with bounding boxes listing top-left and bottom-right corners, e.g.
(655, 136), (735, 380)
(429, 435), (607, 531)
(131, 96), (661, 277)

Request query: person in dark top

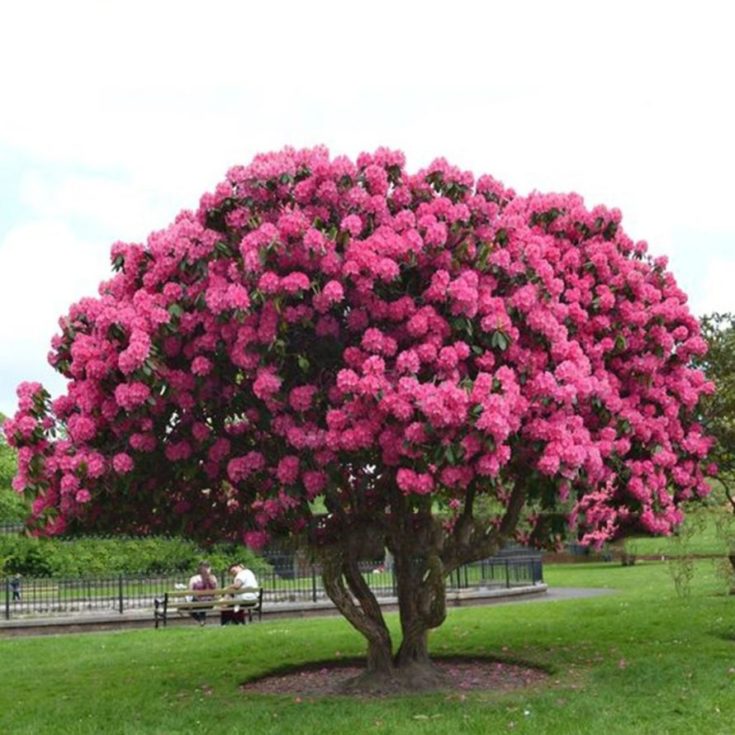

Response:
(187, 561), (218, 625)
(10, 574), (21, 601)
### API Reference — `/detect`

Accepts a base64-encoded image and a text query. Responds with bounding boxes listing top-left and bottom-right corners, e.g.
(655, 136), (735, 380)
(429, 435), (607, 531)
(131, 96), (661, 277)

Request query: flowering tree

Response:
(5, 147), (714, 688)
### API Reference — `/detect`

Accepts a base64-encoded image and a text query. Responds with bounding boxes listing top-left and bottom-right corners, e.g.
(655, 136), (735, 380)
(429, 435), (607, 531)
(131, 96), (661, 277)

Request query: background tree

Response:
(0, 412), (26, 522)
(696, 313), (735, 578)
(5, 147), (714, 690)
(696, 313), (735, 502)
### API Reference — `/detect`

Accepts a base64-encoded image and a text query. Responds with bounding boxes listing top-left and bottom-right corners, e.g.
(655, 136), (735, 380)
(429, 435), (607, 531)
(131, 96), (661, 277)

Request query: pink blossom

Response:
(165, 440), (192, 461)
(281, 272), (311, 294)
(303, 470), (327, 498)
(289, 385), (317, 412)
(396, 468), (434, 495)
(130, 433), (156, 452)
(253, 369), (282, 401)
(321, 280), (345, 308)
(191, 356), (213, 376)
(112, 453), (134, 474)
(258, 272), (280, 294)
(337, 369), (360, 393)
(341, 214), (362, 236)
(118, 330), (151, 375)
(227, 451), (265, 483)
(243, 530), (269, 549)
(67, 415), (97, 443)
(114, 382), (151, 411)
(277, 455), (300, 485)
(226, 283), (251, 310)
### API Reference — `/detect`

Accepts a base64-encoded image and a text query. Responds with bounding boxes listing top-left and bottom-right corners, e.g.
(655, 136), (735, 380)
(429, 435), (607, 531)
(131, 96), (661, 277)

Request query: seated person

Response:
(220, 562), (258, 625)
(187, 561), (218, 625)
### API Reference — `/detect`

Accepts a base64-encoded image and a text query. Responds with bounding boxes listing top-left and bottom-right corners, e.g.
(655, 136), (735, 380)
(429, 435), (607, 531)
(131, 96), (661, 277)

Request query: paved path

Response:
(0, 586), (615, 637)
(488, 586), (615, 604)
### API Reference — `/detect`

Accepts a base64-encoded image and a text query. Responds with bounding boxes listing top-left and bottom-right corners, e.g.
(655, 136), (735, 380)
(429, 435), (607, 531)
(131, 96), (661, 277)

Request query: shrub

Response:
(0, 535), (268, 578)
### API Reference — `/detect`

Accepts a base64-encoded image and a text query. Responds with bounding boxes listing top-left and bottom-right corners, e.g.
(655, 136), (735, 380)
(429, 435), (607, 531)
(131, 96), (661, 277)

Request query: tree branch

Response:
(320, 548), (373, 635)
(416, 551), (446, 629)
(442, 475), (528, 574)
(342, 553), (391, 634)
(721, 477), (735, 512)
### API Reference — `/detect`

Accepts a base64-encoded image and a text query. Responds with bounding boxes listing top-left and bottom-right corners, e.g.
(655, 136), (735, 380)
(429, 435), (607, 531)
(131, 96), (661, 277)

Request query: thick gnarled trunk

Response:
(320, 548), (394, 679)
(316, 478), (527, 692)
(319, 530), (448, 691)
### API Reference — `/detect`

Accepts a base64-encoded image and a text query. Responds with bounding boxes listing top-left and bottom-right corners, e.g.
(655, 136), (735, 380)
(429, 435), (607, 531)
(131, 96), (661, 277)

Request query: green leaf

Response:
(476, 242), (492, 270)
(297, 355), (310, 372)
(214, 241), (232, 258)
(491, 331), (509, 351)
(336, 230), (350, 249)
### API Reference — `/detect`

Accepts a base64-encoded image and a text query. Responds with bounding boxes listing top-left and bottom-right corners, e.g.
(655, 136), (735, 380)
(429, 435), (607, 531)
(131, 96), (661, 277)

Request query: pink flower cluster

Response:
(396, 468), (434, 495)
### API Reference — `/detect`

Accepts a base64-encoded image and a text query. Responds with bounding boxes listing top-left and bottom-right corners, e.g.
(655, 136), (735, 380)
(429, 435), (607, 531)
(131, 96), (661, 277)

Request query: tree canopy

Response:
(696, 313), (735, 508)
(4, 147), (715, 686)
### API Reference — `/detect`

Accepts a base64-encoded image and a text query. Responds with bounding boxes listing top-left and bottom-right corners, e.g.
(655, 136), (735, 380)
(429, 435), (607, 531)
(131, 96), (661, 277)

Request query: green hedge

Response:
(0, 534), (270, 578)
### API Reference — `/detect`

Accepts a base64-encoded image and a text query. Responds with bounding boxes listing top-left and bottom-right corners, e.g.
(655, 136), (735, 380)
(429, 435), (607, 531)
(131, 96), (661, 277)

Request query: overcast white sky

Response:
(1, 0), (733, 417)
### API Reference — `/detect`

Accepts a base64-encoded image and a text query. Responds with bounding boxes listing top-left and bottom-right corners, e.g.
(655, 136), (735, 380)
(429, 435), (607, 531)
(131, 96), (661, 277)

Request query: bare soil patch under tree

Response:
(239, 656), (548, 698)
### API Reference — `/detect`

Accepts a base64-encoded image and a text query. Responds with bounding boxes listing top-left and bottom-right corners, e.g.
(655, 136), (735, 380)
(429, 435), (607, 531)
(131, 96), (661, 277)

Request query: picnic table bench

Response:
(154, 587), (263, 628)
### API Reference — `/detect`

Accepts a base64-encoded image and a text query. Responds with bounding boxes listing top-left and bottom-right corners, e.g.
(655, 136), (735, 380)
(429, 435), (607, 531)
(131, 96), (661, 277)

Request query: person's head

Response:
(228, 563), (243, 577)
(198, 560), (212, 575)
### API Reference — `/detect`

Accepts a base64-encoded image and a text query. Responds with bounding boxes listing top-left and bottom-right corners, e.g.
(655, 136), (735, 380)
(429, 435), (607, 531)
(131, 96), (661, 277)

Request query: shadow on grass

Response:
(239, 654), (552, 698)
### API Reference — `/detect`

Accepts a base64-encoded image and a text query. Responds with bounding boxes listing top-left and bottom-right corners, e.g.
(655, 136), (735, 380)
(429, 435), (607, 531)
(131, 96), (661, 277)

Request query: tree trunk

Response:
(319, 545), (395, 686)
(395, 624), (430, 667)
(315, 476), (527, 692)
(391, 570), (448, 689)
(318, 521), (450, 691)
(388, 506), (448, 688)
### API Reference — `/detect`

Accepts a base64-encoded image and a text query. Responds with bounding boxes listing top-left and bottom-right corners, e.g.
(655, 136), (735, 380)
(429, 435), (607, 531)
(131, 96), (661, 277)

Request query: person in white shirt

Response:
(221, 563), (258, 624)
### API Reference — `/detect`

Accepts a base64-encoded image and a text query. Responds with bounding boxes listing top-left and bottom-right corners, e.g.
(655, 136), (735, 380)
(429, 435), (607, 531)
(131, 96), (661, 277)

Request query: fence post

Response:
(505, 559), (510, 588)
(118, 575), (124, 614)
(311, 564), (317, 603)
(4, 578), (9, 620)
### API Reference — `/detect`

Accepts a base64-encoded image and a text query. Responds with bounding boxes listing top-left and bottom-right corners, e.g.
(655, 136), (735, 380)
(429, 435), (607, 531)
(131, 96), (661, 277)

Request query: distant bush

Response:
(0, 488), (27, 523)
(0, 535), (270, 578)
(0, 421), (27, 522)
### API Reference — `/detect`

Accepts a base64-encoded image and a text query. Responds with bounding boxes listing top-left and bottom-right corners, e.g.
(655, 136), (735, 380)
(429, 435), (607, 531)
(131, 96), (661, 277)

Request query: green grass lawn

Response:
(1, 559), (734, 734)
(620, 507), (731, 558)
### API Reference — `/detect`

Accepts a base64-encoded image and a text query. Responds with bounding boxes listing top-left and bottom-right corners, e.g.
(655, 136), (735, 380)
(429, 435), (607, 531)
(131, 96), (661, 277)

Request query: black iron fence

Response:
(2, 554), (543, 620)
